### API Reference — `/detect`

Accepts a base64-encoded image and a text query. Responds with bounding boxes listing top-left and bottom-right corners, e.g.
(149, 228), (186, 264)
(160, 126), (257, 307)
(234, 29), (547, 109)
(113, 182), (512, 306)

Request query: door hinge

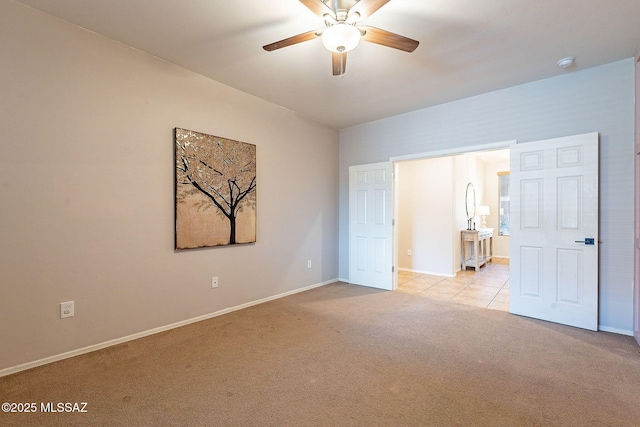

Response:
(392, 266), (395, 273)
(392, 219), (395, 226)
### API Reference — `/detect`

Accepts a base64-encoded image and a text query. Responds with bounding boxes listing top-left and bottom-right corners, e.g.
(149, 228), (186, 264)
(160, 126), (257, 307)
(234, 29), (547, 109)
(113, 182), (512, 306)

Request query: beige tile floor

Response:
(397, 258), (510, 311)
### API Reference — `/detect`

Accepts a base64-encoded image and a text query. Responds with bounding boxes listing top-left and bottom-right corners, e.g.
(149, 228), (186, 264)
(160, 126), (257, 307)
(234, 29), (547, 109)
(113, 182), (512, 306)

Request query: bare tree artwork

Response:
(175, 128), (256, 249)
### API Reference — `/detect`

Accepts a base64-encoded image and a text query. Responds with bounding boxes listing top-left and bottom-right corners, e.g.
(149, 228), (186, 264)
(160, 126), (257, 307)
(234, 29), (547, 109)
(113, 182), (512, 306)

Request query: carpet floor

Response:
(1, 282), (639, 426)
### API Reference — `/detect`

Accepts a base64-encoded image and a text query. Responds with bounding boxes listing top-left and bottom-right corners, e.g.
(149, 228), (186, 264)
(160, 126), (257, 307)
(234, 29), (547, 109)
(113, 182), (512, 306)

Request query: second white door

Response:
(510, 133), (599, 330)
(349, 162), (393, 290)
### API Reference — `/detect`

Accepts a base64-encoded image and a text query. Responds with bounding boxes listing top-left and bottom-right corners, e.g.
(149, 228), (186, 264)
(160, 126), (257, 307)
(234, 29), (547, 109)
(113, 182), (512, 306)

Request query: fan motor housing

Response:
(324, 0), (359, 12)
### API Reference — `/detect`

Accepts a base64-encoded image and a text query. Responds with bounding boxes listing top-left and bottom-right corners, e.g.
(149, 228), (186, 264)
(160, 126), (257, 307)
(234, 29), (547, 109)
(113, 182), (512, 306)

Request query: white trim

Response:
(338, 277), (350, 283)
(598, 325), (633, 336)
(0, 279), (337, 378)
(390, 140), (515, 163)
(398, 268), (455, 278)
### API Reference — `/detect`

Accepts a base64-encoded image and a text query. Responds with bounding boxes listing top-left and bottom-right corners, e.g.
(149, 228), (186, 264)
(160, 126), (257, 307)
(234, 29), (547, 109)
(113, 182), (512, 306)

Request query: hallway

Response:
(397, 258), (510, 311)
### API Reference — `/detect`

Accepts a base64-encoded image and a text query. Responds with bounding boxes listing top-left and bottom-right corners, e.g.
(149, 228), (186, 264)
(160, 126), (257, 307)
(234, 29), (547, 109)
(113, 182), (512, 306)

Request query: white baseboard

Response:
(0, 279), (337, 378)
(397, 268), (455, 278)
(598, 325), (633, 336)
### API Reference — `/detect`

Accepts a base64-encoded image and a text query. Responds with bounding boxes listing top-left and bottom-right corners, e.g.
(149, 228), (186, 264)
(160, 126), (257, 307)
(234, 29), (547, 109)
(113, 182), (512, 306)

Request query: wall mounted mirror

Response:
(465, 182), (476, 229)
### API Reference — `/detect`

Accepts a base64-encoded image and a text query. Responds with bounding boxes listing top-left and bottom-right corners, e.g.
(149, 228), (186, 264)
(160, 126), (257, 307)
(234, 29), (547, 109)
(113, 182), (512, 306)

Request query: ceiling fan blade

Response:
(332, 52), (347, 76)
(299, 0), (336, 19)
(349, 0), (390, 19)
(263, 30), (319, 51)
(360, 26), (419, 52)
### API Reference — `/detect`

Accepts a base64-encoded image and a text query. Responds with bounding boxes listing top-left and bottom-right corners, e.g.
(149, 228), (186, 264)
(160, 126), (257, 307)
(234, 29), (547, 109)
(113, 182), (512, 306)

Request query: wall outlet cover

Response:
(60, 301), (74, 319)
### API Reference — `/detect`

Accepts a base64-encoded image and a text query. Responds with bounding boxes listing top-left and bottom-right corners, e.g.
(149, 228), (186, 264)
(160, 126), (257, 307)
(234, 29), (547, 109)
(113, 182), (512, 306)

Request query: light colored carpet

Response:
(1, 282), (639, 426)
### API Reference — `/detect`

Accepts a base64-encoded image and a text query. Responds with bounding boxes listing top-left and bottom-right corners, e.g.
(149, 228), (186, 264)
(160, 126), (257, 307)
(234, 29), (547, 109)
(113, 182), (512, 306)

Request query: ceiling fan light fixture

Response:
(321, 23), (360, 53)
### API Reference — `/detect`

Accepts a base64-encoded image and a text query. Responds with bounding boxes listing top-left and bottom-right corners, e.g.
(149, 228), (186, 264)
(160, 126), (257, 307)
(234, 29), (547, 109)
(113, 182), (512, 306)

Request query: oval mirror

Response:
(465, 182), (476, 220)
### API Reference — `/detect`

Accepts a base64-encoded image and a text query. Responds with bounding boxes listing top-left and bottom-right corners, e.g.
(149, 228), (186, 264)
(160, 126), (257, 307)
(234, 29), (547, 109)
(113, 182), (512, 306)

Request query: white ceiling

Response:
(14, 0), (640, 129)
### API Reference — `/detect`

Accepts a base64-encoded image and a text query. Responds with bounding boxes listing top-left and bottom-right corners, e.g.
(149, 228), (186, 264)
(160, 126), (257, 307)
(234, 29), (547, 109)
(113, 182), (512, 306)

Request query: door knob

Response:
(574, 238), (595, 245)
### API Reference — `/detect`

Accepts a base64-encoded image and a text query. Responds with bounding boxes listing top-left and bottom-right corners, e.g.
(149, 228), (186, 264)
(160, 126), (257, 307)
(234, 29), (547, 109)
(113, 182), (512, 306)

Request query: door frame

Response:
(348, 140), (513, 288)
(633, 51), (640, 345)
(390, 140), (515, 284)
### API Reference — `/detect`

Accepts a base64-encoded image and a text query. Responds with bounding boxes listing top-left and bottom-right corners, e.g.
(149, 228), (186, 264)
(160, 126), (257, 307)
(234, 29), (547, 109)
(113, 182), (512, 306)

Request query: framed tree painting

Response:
(174, 128), (256, 249)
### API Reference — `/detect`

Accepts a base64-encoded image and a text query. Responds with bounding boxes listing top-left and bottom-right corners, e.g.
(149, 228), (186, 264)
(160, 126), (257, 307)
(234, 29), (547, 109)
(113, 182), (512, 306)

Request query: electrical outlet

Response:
(307, 260), (312, 269)
(408, 249), (412, 256)
(211, 276), (218, 288)
(60, 301), (74, 319)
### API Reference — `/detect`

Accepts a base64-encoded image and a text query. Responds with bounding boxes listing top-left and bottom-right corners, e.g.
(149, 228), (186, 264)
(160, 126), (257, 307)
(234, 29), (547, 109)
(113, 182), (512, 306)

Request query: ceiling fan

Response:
(263, 0), (419, 76)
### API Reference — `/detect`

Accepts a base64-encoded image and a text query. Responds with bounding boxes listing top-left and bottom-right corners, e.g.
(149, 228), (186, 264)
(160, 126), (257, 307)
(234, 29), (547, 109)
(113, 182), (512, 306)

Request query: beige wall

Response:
(0, 1), (339, 372)
(397, 157), (454, 275)
(397, 153), (491, 276)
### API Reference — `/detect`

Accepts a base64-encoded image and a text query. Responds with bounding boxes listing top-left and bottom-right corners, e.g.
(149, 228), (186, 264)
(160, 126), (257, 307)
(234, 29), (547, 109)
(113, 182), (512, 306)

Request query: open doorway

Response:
(394, 148), (511, 311)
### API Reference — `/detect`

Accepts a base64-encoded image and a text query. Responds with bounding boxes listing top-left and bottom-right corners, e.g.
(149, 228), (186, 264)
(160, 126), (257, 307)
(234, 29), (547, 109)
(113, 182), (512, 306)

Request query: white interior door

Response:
(349, 162), (393, 290)
(510, 133), (599, 331)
